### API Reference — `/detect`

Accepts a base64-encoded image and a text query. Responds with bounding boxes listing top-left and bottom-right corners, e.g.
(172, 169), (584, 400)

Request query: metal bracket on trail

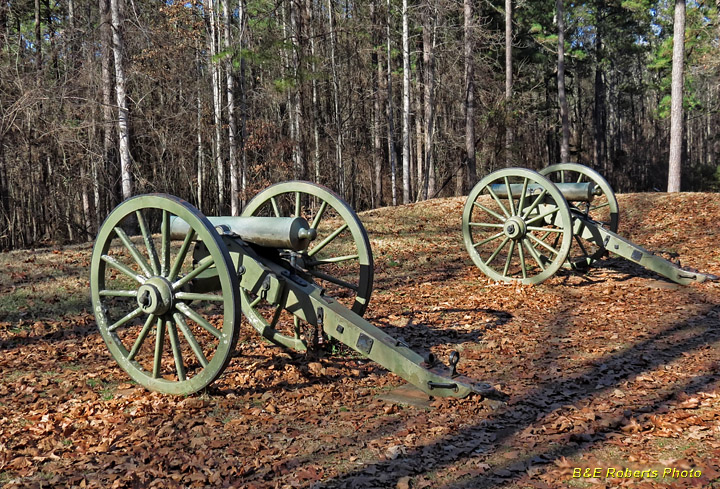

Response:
(90, 183), (504, 400)
(463, 163), (719, 285)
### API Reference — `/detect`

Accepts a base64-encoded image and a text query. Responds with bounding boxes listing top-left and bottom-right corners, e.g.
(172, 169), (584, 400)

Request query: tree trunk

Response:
(556, 0), (570, 162)
(371, 0), (383, 207)
(505, 0), (513, 166)
(110, 0), (132, 200)
(414, 79), (423, 200)
(593, 0), (606, 171)
(223, 0), (239, 215)
(422, 8), (437, 200)
(308, 0), (321, 185)
(667, 0), (685, 192)
(99, 0), (114, 211)
(34, 0), (41, 67)
(195, 44), (204, 211)
(209, 0), (224, 211)
(387, 0), (397, 206)
(290, 0), (304, 181)
(462, 0), (476, 195)
(239, 0), (247, 204)
(401, 0), (411, 203)
(328, 0), (344, 196)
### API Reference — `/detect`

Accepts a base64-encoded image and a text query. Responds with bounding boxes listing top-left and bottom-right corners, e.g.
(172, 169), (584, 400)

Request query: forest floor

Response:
(1, 193), (720, 489)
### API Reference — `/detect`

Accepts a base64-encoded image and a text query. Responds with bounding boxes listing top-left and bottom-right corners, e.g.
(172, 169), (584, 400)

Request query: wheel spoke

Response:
(153, 318), (166, 378)
(176, 302), (223, 339)
(174, 312), (209, 368)
(517, 178), (530, 215)
(127, 313), (156, 361)
(137, 210), (160, 275)
(590, 201), (610, 211)
(503, 241), (516, 276)
(306, 268), (359, 292)
(472, 231), (505, 248)
(307, 223), (348, 257)
(574, 234), (591, 259)
(517, 241), (527, 279)
(295, 191), (301, 217)
(485, 236), (511, 265)
(167, 320), (186, 382)
(114, 227), (153, 276)
(175, 291), (225, 302)
(468, 222), (504, 228)
(473, 199), (507, 222)
(504, 177), (516, 215)
(526, 226), (564, 233)
(310, 200), (328, 229)
(108, 306), (144, 332)
(100, 289), (137, 298)
(527, 232), (562, 256)
(576, 173), (584, 183)
(270, 196), (281, 217)
(523, 239), (546, 271)
(306, 253), (359, 266)
(102, 254), (146, 284)
(168, 228), (197, 281)
(484, 188), (511, 219)
(161, 210), (170, 276)
(525, 206), (560, 226)
(521, 189), (548, 219)
(172, 255), (215, 291)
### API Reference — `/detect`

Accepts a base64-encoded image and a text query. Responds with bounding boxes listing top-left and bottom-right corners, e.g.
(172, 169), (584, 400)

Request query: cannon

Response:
(90, 181), (500, 399)
(462, 163), (719, 285)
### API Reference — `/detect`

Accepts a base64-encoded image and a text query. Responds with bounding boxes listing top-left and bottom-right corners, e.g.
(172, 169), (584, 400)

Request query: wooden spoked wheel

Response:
(90, 194), (240, 395)
(463, 168), (573, 285)
(540, 163), (619, 269)
(240, 181), (373, 351)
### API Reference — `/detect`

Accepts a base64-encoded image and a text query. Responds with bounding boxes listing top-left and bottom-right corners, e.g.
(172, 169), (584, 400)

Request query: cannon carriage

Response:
(462, 163), (718, 285)
(90, 182), (498, 399)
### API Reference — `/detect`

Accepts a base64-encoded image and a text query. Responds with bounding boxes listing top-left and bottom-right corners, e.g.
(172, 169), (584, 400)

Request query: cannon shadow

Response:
(308, 296), (720, 488)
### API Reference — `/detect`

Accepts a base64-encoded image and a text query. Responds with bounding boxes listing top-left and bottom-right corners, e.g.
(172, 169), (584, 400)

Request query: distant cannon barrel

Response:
(465, 164), (718, 285)
(170, 215), (316, 251)
(489, 182), (600, 202)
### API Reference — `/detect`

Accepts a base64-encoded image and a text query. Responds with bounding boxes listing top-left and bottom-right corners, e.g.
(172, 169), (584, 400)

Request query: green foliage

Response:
(648, 0), (717, 119)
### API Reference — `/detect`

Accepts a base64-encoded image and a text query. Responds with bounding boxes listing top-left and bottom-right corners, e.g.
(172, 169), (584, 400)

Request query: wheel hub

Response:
(137, 277), (174, 315)
(503, 216), (527, 240)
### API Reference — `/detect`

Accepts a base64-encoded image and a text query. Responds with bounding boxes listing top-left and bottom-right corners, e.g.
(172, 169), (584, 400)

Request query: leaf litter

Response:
(0, 193), (719, 488)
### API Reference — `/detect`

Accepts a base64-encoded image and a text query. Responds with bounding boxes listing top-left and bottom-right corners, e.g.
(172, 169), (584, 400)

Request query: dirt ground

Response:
(1, 192), (720, 488)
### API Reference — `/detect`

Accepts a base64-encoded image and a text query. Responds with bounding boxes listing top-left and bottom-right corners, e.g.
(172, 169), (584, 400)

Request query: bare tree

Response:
(99, 0), (113, 215)
(371, 0), (383, 206)
(328, 0), (344, 196)
(208, 0), (224, 211)
(505, 0), (513, 165)
(308, 0), (321, 185)
(110, 0), (132, 200)
(461, 0), (476, 194)
(557, 0), (570, 162)
(291, 0), (304, 181)
(667, 0), (685, 192)
(387, 0), (397, 206)
(223, 0), (240, 215)
(421, 2), (437, 200)
(401, 0), (411, 203)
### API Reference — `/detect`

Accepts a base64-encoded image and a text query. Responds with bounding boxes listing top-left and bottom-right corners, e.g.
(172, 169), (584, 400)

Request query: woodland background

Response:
(0, 0), (719, 251)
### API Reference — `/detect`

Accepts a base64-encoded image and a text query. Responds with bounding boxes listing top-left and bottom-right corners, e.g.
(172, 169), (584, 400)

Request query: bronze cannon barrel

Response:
(170, 215), (316, 251)
(489, 182), (600, 202)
